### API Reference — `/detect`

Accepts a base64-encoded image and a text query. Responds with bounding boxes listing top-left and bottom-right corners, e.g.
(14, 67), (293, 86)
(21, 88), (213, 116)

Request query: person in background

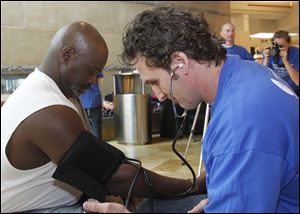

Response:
(1, 21), (206, 213)
(220, 22), (254, 61)
(69, 98), (92, 132)
(263, 30), (299, 96)
(79, 72), (105, 140)
(83, 7), (299, 213)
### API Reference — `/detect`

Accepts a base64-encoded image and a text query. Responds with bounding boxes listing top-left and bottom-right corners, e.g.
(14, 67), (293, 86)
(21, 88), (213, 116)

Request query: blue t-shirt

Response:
(267, 46), (299, 91)
(202, 56), (299, 212)
(79, 72), (104, 109)
(224, 44), (254, 61)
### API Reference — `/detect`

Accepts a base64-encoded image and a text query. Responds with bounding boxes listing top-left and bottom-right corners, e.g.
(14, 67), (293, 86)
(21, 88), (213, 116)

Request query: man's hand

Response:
(263, 47), (270, 58)
(279, 47), (288, 63)
(102, 101), (114, 110)
(188, 198), (209, 213)
(262, 47), (271, 66)
(83, 200), (131, 213)
(278, 47), (299, 86)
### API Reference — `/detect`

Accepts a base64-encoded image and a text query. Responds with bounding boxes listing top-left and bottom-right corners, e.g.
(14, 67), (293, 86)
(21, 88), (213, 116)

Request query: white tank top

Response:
(1, 68), (83, 212)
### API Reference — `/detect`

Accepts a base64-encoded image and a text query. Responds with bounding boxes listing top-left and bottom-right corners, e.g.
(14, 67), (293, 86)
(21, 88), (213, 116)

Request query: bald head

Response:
(40, 21), (108, 98)
(49, 21), (107, 58)
(221, 23), (235, 32)
(220, 23), (235, 46)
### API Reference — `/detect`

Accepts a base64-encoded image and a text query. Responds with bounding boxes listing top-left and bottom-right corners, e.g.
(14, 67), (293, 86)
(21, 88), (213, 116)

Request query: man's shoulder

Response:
(232, 45), (251, 55)
(26, 105), (84, 141)
(289, 46), (299, 55)
(31, 105), (82, 127)
(10, 105), (80, 144)
(233, 44), (247, 51)
(289, 46), (299, 50)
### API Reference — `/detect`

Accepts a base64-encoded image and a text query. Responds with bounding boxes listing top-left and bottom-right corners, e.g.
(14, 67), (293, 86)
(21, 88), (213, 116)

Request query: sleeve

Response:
(291, 48), (299, 72)
(243, 48), (254, 61)
(267, 56), (273, 69)
(204, 150), (283, 212)
(97, 72), (104, 78)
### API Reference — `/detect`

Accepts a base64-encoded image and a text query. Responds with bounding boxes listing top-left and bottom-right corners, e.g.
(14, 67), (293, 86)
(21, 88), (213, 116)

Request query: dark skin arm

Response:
(6, 105), (85, 169)
(106, 164), (207, 198)
(6, 105), (206, 199)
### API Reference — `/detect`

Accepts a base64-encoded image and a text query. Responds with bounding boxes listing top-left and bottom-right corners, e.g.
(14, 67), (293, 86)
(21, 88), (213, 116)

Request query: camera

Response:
(269, 41), (283, 57)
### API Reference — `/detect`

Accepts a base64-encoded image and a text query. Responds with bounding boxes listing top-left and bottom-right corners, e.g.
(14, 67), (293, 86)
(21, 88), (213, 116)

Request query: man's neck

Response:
(39, 59), (64, 97)
(223, 41), (234, 48)
(194, 61), (223, 105)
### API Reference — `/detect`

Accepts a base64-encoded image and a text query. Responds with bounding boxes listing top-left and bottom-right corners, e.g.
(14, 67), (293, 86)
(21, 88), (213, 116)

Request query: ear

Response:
(170, 52), (189, 75)
(60, 46), (75, 64)
(220, 31), (224, 38)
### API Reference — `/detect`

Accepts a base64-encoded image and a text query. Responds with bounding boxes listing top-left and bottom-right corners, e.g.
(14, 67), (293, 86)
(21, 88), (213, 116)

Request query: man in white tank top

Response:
(1, 21), (204, 213)
(1, 21), (109, 213)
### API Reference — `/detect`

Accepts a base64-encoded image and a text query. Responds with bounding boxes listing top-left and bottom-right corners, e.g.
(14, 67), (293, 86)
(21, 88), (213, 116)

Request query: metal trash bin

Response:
(113, 72), (150, 144)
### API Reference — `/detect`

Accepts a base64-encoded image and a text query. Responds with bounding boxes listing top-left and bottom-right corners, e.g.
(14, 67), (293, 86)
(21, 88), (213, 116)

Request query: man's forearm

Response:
(283, 60), (299, 86)
(262, 57), (269, 66)
(106, 163), (206, 198)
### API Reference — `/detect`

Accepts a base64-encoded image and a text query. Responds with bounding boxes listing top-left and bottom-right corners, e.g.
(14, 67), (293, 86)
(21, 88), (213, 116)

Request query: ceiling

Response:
(230, 1), (299, 36)
(230, 1), (296, 20)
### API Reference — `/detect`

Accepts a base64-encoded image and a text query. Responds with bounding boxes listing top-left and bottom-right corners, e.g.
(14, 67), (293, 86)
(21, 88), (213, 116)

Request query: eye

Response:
(146, 80), (159, 86)
(151, 81), (158, 86)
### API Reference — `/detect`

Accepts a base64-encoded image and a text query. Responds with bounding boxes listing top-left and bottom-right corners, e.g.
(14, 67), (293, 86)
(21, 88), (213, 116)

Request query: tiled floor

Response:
(108, 135), (205, 180)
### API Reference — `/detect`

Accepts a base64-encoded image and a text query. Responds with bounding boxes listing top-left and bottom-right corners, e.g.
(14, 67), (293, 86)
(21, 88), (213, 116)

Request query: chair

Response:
(183, 103), (210, 177)
(183, 102), (202, 158)
(197, 103), (210, 177)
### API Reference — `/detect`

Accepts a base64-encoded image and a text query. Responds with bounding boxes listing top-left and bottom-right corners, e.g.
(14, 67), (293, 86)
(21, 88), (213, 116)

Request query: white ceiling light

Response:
(249, 33), (274, 39)
(250, 32), (298, 39)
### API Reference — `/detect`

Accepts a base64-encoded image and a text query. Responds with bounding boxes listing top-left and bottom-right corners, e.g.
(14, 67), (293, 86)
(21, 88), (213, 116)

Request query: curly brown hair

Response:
(120, 7), (226, 71)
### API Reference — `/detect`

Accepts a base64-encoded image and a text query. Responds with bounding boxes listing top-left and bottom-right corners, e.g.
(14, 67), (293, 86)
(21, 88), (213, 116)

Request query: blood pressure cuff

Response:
(52, 130), (125, 202)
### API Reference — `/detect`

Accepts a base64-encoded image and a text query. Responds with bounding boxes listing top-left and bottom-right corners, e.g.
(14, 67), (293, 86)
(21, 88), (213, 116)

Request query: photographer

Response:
(263, 30), (299, 95)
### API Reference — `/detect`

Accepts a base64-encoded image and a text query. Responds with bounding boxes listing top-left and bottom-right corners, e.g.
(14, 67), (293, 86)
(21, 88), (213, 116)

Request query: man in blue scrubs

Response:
(220, 22), (254, 61)
(83, 7), (299, 213)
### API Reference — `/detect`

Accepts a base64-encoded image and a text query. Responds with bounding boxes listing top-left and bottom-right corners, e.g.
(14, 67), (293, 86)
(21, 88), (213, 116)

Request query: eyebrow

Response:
(144, 79), (152, 84)
(144, 79), (158, 85)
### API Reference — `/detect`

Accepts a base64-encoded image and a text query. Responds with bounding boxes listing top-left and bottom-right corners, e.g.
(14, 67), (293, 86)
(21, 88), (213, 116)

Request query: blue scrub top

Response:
(79, 72), (104, 109)
(225, 44), (254, 61)
(203, 56), (299, 212)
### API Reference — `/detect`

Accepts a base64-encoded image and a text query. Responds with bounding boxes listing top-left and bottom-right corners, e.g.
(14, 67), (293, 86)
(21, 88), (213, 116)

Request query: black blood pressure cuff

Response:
(52, 130), (125, 202)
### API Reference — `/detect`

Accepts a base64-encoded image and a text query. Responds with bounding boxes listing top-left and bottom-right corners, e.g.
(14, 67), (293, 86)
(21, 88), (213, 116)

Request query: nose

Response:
(151, 85), (167, 102)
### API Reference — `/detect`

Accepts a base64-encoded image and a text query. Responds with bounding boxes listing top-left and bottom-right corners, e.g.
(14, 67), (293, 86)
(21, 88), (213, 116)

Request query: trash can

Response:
(113, 72), (150, 144)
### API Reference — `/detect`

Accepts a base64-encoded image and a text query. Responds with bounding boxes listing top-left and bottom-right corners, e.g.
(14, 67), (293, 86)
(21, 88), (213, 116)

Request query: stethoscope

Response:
(164, 64), (198, 196)
(117, 65), (199, 211)
(169, 63), (187, 119)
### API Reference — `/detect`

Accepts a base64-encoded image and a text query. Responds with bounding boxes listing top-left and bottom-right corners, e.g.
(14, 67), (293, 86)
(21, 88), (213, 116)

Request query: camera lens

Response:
(269, 48), (277, 57)
(269, 42), (281, 57)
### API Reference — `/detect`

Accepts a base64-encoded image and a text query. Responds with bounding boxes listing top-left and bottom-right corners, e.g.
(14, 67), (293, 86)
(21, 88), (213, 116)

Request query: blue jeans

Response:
(135, 194), (208, 213)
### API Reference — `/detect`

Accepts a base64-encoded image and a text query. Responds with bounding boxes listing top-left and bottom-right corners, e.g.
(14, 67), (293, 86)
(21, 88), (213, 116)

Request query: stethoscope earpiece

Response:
(178, 63), (184, 69)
